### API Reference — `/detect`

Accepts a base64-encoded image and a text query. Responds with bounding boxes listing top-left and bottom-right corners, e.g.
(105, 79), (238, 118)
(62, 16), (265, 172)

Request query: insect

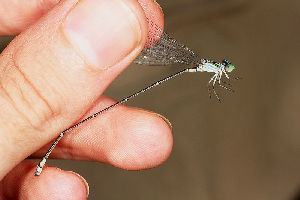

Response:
(35, 19), (239, 176)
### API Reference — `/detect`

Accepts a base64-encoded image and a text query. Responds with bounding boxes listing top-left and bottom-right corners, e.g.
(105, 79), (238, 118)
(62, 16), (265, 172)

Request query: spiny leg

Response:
(218, 83), (234, 92)
(221, 79), (232, 87)
(219, 76), (241, 92)
(218, 82), (234, 92)
(212, 84), (221, 102)
(228, 77), (240, 82)
(209, 72), (234, 102)
(212, 75), (222, 102)
(207, 85), (212, 98)
(220, 72), (239, 92)
(207, 74), (217, 99)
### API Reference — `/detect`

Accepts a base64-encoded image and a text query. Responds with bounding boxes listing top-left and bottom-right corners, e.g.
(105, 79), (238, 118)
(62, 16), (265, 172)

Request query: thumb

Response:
(0, 0), (148, 179)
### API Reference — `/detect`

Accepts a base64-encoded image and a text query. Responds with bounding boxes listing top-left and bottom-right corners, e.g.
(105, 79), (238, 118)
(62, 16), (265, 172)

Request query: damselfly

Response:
(35, 19), (239, 176)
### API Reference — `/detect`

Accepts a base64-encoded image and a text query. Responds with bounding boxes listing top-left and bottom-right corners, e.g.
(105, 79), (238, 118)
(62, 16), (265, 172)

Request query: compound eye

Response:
(222, 59), (230, 65)
(223, 59), (235, 72)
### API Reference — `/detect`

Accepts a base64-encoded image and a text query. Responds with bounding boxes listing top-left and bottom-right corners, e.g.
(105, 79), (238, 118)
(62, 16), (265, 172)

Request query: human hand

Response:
(0, 0), (172, 199)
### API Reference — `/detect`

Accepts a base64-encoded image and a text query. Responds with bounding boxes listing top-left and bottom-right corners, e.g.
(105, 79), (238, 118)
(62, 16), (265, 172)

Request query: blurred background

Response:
(1, 0), (300, 199)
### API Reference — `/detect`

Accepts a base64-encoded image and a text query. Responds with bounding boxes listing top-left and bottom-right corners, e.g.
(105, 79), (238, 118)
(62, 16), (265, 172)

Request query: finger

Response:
(0, 0), (164, 36)
(0, 161), (89, 199)
(0, 0), (60, 35)
(137, 0), (164, 46)
(0, 0), (162, 179)
(31, 95), (173, 170)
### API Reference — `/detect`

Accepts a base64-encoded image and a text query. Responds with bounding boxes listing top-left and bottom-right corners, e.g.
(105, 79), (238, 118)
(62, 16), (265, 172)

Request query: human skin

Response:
(0, 0), (172, 199)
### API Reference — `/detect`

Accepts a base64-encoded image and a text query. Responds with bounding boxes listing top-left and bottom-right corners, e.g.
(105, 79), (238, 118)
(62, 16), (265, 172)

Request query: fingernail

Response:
(64, 0), (141, 69)
(155, 113), (172, 130)
(68, 171), (90, 197)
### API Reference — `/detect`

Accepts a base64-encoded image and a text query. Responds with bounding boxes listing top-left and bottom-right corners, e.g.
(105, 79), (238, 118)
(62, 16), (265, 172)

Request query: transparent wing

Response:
(134, 20), (201, 66)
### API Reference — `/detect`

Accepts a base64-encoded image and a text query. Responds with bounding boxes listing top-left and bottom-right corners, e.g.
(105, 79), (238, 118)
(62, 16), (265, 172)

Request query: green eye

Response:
(222, 59), (235, 72)
(225, 63), (235, 72)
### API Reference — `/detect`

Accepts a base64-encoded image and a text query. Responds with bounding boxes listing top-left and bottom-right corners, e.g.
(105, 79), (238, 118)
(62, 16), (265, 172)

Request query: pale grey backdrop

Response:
(1, 0), (300, 199)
